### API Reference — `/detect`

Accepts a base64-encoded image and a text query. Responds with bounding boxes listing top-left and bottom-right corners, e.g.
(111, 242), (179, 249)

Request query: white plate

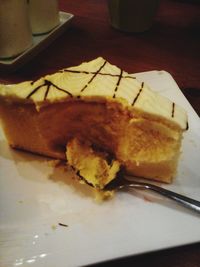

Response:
(0, 11), (74, 72)
(0, 71), (200, 267)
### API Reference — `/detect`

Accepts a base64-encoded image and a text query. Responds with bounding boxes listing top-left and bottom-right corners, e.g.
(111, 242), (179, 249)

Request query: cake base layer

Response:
(0, 98), (182, 183)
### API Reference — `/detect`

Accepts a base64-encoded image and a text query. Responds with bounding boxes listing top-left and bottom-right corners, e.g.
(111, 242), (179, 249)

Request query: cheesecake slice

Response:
(0, 57), (188, 186)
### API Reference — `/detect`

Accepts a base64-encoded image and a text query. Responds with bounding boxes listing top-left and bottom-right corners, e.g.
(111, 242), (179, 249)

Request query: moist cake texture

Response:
(0, 57), (188, 185)
(66, 138), (121, 189)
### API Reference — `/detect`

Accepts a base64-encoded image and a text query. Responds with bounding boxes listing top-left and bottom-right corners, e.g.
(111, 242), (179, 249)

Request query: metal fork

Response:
(105, 176), (200, 214)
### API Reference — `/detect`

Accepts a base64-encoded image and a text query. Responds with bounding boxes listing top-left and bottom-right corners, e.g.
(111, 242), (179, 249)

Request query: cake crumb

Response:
(94, 190), (114, 203)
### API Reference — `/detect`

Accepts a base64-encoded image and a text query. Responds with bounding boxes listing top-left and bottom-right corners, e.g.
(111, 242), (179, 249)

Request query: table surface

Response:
(0, 0), (200, 266)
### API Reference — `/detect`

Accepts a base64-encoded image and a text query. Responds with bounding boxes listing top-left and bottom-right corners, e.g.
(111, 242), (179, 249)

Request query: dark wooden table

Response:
(1, 0), (200, 266)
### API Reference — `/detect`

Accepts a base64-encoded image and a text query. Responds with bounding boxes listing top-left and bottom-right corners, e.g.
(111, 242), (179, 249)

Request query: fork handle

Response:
(142, 184), (200, 214)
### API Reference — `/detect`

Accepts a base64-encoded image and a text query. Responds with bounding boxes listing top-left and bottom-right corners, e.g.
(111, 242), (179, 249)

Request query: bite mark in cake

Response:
(66, 138), (121, 189)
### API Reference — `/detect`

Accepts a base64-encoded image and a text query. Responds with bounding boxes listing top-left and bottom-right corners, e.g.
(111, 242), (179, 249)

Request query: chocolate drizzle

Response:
(185, 121), (189, 130)
(61, 69), (136, 80)
(132, 82), (144, 106)
(113, 69), (123, 98)
(26, 83), (45, 99)
(26, 79), (73, 100)
(80, 60), (107, 93)
(171, 102), (175, 117)
(44, 81), (51, 100)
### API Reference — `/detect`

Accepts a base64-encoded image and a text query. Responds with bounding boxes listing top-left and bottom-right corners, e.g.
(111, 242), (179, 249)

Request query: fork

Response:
(105, 176), (200, 214)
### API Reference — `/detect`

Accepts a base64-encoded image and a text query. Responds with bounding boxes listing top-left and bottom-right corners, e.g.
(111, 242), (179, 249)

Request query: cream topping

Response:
(0, 57), (188, 130)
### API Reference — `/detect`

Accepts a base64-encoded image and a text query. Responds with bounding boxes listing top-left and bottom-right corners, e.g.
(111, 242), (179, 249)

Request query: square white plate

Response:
(0, 11), (74, 72)
(0, 70), (200, 267)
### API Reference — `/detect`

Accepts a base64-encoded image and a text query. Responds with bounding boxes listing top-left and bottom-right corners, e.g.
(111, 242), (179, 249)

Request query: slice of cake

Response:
(0, 57), (188, 186)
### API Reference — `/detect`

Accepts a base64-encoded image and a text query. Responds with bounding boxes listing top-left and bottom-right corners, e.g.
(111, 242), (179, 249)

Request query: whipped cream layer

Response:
(0, 57), (188, 130)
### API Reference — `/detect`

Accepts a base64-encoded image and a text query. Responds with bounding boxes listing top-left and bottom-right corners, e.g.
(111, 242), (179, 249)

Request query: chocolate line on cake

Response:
(171, 102), (175, 118)
(131, 82), (144, 106)
(26, 84), (45, 99)
(26, 80), (73, 99)
(186, 121), (189, 130)
(60, 69), (136, 80)
(44, 83), (51, 100)
(171, 102), (188, 130)
(80, 60), (107, 93)
(61, 70), (91, 74)
(46, 81), (73, 98)
(113, 69), (123, 99)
